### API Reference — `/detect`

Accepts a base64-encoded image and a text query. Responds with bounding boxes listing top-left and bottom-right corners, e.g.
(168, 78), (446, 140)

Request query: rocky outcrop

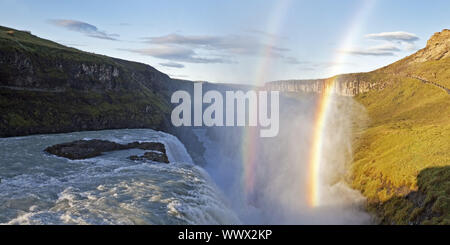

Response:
(128, 151), (169, 163)
(45, 139), (168, 163)
(409, 29), (450, 64)
(45, 139), (127, 159)
(265, 75), (378, 96)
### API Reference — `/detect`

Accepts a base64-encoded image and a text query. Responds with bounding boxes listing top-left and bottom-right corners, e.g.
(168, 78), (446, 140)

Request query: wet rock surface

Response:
(45, 139), (168, 163)
(128, 151), (169, 163)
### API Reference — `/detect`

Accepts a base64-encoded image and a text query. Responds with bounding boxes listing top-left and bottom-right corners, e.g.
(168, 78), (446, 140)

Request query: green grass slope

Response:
(352, 74), (449, 199)
(349, 31), (450, 224)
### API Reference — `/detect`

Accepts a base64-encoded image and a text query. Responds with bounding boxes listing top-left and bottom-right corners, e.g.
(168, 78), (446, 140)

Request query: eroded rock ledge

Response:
(44, 139), (169, 163)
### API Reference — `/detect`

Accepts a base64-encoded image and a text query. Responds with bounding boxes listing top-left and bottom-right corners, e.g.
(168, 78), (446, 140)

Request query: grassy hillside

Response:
(0, 26), (132, 67)
(350, 58), (450, 223)
(0, 26), (172, 134)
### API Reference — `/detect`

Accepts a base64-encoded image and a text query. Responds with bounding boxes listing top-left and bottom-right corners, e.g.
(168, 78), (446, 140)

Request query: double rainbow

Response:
(241, 0), (376, 207)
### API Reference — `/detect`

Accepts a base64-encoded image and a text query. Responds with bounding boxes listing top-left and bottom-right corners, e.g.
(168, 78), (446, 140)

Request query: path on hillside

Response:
(410, 76), (450, 95)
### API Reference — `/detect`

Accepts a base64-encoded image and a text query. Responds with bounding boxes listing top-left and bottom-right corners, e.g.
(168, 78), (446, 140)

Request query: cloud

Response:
(343, 50), (393, 56)
(245, 29), (286, 39)
(343, 31), (420, 57)
(123, 33), (298, 65)
(343, 43), (402, 56)
(49, 19), (119, 40)
(159, 62), (185, 68)
(143, 34), (219, 46)
(122, 45), (230, 64)
(369, 43), (401, 52)
(283, 57), (307, 65)
(298, 61), (353, 71)
(141, 33), (290, 58)
(365, 31), (419, 43)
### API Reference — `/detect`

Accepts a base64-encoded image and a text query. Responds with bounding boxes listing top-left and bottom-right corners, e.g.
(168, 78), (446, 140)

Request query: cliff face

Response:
(0, 26), (205, 165)
(0, 46), (183, 98)
(265, 75), (382, 96)
(409, 29), (450, 63)
(0, 37), (174, 92)
(0, 26), (173, 135)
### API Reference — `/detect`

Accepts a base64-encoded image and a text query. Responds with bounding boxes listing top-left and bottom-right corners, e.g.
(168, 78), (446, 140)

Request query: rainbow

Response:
(307, 0), (375, 207)
(241, 0), (292, 201)
(241, 0), (376, 207)
(307, 80), (334, 206)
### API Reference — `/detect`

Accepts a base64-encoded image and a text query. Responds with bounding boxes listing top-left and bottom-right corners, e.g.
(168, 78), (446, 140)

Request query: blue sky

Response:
(1, 0), (449, 84)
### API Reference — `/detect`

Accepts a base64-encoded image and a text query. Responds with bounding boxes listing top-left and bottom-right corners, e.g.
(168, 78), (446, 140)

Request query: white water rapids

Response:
(0, 129), (240, 224)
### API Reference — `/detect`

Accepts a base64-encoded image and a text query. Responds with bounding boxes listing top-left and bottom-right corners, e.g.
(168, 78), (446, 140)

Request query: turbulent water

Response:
(0, 129), (240, 225)
(0, 94), (372, 225)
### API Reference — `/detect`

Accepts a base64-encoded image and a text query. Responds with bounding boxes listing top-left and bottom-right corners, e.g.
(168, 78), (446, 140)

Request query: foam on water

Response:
(0, 129), (240, 225)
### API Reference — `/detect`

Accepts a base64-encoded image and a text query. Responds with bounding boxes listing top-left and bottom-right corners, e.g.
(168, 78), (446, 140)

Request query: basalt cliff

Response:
(0, 26), (204, 164)
(265, 76), (377, 96)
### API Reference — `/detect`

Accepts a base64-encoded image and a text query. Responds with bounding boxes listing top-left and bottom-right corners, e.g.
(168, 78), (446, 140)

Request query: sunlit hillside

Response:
(350, 30), (450, 224)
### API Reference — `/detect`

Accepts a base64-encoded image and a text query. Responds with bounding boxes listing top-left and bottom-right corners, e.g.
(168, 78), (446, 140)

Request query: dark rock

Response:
(44, 139), (124, 159)
(128, 151), (169, 164)
(125, 141), (166, 154)
(45, 139), (168, 161)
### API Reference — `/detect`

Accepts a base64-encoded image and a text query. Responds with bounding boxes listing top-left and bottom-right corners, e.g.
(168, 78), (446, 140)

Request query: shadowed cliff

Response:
(0, 26), (205, 164)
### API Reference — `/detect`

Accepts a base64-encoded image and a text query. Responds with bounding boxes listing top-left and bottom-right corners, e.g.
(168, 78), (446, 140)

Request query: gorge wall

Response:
(265, 74), (379, 96)
(0, 26), (205, 164)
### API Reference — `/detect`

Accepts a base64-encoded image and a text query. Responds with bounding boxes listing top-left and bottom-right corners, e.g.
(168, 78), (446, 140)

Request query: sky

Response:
(1, 0), (449, 85)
